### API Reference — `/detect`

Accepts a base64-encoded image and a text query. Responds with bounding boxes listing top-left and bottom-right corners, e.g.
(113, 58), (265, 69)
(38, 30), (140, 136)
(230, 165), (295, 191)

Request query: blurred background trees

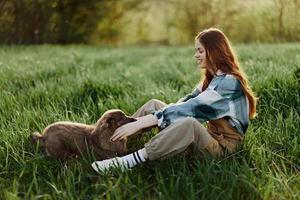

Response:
(0, 0), (299, 45)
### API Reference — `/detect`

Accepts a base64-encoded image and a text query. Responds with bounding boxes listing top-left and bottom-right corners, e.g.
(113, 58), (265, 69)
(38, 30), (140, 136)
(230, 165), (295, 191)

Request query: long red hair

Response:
(195, 28), (257, 118)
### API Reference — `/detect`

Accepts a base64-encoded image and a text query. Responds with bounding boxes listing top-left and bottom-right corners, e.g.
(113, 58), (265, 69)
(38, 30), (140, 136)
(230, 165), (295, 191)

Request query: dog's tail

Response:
(31, 132), (43, 145)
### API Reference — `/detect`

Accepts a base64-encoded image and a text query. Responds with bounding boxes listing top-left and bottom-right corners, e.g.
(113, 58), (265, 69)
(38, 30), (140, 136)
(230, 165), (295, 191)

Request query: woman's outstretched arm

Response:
(110, 114), (158, 141)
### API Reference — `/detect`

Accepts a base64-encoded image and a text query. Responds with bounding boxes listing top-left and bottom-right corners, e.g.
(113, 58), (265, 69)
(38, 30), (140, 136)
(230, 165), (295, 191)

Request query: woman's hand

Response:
(110, 121), (140, 142)
(110, 114), (159, 142)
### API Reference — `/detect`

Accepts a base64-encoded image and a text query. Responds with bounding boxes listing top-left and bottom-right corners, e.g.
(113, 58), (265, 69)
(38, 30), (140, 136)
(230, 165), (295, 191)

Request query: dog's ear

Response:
(92, 122), (108, 136)
(116, 116), (137, 127)
(106, 117), (116, 126)
(128, 117), (137, 122)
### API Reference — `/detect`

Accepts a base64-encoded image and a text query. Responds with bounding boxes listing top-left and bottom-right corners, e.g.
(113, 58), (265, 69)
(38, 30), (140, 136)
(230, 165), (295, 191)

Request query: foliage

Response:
(0, 0), (299, 44)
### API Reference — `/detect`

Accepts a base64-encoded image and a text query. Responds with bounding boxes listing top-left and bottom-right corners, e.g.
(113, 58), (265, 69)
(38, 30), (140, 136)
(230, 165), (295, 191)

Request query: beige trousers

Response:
(131, 99), (224, 161)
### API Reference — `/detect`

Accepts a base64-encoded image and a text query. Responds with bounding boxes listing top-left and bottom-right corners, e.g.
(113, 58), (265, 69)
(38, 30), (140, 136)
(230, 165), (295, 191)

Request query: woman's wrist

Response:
(136, 114), (158, 129)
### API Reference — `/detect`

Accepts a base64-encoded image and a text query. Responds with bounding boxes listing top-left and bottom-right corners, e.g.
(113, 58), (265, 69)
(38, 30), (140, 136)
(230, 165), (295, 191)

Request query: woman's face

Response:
(194, 40), (207, 69)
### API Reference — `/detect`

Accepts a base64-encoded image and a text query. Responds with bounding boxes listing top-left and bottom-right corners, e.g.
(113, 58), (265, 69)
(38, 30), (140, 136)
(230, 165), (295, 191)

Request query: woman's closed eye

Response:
(198, 48), (204, 54)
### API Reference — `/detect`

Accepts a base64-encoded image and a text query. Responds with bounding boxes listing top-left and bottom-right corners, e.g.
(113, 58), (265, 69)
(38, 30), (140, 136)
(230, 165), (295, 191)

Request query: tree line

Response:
(0, 0), (299, 44)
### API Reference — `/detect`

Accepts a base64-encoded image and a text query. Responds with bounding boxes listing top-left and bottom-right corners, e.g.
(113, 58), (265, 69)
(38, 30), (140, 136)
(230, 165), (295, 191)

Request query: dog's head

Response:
(99, 109), (136, 130)
(92, 109), (136, 156)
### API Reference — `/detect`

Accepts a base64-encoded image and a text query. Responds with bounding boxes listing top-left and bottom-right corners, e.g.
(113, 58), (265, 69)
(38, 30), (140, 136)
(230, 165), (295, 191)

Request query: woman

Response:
(92, 28), (257, 172)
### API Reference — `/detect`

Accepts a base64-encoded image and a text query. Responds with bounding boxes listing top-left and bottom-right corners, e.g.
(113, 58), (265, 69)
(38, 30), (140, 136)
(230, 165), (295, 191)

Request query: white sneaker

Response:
(91, 157), (127, 173)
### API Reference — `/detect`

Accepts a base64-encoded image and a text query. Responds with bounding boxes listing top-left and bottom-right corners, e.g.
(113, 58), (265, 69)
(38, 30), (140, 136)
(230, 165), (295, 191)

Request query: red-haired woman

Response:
(92, 28), (257, 172)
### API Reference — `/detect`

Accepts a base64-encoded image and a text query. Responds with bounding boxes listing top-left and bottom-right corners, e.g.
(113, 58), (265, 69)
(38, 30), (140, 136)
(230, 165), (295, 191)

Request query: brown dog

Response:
(31, 109), (136, 161)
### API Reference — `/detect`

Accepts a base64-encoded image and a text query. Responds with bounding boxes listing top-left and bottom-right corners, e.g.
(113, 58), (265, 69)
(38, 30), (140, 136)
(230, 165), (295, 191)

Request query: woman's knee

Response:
(147, 99), (166, 107)
(148, 98), (163, 104)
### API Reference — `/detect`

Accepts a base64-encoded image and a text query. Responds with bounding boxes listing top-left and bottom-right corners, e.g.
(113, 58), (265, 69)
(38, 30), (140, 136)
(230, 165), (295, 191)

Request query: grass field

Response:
(0, 43), (299, 200)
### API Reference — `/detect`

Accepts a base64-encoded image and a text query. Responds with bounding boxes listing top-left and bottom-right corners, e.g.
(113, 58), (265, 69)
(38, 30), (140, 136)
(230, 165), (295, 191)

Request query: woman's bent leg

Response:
(144, 117), (223, 160)
(131, 99), (167, 118)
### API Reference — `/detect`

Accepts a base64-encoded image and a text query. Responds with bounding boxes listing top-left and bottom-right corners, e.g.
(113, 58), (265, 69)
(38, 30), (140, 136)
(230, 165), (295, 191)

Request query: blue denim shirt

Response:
(153, 71), (249, 134)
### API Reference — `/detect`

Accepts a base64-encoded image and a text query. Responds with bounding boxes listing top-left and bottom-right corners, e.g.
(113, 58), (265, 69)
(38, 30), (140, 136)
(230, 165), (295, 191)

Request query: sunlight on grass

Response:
(0, 44), (299, 199)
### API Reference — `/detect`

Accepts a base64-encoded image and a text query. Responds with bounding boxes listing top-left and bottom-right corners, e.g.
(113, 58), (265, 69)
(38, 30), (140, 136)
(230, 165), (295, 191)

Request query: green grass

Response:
(0, 43), (299, 200)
